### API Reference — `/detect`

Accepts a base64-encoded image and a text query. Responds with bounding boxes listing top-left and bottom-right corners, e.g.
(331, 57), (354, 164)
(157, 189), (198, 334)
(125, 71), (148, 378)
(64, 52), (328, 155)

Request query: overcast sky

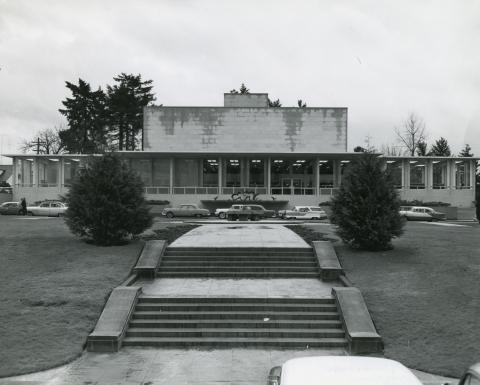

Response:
(0, 0), (479, 163)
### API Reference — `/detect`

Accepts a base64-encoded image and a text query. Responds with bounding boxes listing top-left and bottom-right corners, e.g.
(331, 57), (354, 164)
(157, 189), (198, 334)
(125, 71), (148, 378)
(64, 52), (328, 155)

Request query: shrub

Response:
(65, 154), (153, 245)
(330, 153), (404, 251)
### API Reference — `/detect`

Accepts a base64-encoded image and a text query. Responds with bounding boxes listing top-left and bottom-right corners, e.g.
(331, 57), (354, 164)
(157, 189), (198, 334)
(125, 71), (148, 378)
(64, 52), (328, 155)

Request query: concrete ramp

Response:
(169, 224), (310, 248)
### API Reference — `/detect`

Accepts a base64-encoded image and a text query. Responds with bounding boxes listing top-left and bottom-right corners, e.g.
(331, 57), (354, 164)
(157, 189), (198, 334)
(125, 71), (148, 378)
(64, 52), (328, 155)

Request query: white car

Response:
(282, 206), (327, 220)
(399, 206), (446, 221)
(215, 205), (243, 219)
(267, 356), (423, 385)
(27, 201), (68, 217)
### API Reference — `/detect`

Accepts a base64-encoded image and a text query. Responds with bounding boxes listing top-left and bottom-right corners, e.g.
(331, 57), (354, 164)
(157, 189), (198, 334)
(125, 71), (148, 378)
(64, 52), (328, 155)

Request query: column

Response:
(169, 158), (174, 194)
(446, 159), (453, 189)
(470, 159), (476, 189)
(314, 157), (319, 196)
(404, 160), (410, 189)
(218, 156), (223, 194)
(426, 159), (433, 190)
(333, 160), (340, 187)
(32, 158), (38, 187)
(59, 158), (64, 189)
(266, 157), (271, 195)
(12, 157), (17, 186)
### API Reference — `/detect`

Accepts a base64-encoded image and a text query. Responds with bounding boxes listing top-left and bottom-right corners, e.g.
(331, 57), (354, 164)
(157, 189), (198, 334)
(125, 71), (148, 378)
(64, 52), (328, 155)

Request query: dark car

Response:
(0, 201), (22, 215)
(226, 204), (275, 221)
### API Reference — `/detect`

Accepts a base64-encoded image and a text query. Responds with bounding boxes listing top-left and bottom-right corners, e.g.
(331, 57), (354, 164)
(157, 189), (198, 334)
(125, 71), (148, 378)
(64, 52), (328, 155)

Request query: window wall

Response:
(64, 159), (80, 187)
(152, 159), (170, 186)
(386, 160), (402, 188)
(248, 159), (264, 187)
(409, 161), (426, 189)
(203, 159), (219, 187)
(318, 160), (334, 188)
(271, 158), (314, 195)
(225, 159), (241, 187)
(432, 160), (448, 189)
(455, 161), (471, 188)
(38, 159), (59, 187)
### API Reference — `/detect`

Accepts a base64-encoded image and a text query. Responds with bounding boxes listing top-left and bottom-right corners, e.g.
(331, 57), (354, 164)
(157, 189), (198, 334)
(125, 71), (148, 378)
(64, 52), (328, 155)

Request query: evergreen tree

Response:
(239, 83), (250, 94)
(106, 73), (155, 150)
(268, 98), (282, 107)
(330, 153), (404, 250)
(353, 146), (366, 152)
(64, 153), (153, 245)
(416, 140), (428, 156)
(430, 137), (451, 156)
(459, 144), (473, 157)
(297, 99), (307, 108)
(59, 79), (107, 153)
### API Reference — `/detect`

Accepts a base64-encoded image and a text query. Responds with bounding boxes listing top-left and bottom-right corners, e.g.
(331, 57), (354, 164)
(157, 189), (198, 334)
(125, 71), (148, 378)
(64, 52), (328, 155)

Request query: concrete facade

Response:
(5, 92), (478, 211)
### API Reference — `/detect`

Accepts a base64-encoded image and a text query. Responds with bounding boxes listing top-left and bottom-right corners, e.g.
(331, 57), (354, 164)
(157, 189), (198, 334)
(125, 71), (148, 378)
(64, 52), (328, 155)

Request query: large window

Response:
(21, 159), (33, 186)
(152, 158), (170, 186)
(433, 160), (448, 189)
(271, 159), (314, 195)
(386, 160), (402, 188)
(249, 159), (264, 187)
(318, 160), (334, 188)
(38, 159), (59, 187)
(410, 161), (425, 189)
(175, 159), (199, 187)
(455, 161), (471, 188)
(203, 159), (218, 187)
(225, 159), (241, 187)
(64, 159), (80, 187)
(130, 159), (153, 185)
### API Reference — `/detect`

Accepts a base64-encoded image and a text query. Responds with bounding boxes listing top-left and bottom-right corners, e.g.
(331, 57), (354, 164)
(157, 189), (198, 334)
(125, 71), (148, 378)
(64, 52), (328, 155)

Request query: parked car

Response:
(280, 206), (327, 220)
(0, 201), (22, 215)
(458, 362), (480, 385)
(162, 204), (210, 218)
(267, 356), (423, 385)
(215, 204), (243, 219)
(27, 201), (68, 217)
(400, 206), (446, 221)
(226, 204), (275, 221)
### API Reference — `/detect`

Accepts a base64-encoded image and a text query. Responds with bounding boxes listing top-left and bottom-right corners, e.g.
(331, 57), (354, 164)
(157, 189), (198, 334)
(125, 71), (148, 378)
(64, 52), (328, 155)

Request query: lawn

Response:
(302, 221), (480, 378)
(0, 216), (143, 378)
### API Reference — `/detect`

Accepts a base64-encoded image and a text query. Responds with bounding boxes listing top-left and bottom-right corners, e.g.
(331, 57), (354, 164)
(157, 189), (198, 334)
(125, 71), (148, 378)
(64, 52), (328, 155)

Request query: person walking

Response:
(20, 197), (27, 216)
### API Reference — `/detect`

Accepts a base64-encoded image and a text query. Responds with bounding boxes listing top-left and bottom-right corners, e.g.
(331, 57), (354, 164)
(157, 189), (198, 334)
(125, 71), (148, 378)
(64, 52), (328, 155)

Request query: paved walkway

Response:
(169, 224), (310, 248)
(0, 224), (459, 385)
(137, 278), (335, 298)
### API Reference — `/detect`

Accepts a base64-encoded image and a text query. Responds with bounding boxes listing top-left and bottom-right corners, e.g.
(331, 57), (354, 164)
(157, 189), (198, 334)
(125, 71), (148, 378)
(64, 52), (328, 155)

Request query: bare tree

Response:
(380, 143), (404, 156)
(394, 113), (426, 156)
(20, 126), (65, 154)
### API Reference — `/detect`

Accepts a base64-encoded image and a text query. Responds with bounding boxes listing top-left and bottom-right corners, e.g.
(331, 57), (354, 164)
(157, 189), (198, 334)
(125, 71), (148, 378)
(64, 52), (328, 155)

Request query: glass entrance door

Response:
(281, 178), (303, 194)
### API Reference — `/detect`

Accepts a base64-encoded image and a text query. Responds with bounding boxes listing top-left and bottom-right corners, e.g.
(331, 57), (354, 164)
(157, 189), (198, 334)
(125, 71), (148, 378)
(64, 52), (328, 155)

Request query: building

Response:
(6, 92), (478, 214)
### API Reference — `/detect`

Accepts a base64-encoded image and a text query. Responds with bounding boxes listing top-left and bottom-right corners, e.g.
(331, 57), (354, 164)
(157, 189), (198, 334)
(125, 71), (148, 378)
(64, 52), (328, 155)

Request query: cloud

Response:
(0, 0), (479, 160)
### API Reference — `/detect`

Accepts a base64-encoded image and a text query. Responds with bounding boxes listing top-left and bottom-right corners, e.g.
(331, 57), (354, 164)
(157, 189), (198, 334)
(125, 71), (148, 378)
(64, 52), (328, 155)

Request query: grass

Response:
(0, 216), (143, 378)
(298, 222), (480, 377)
(139, 224), (199, 244)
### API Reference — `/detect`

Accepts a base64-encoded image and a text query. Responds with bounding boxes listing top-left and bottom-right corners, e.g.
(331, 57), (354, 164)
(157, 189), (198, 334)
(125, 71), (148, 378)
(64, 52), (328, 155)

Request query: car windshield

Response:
(310, 208), (323, 211)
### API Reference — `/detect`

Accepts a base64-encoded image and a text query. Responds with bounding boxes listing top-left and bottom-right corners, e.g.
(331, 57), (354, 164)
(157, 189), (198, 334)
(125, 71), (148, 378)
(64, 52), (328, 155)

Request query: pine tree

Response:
(64, 154), (153, 245)
(459, 144), (473, 157)
(330, 153), (404, 250)
(430, 137), (451, 156)
(297, 99), (307, 108)
(106, 73), (156, 151)
(239, 83), (250, 94)
(59, 79), (107, 153)
(268, 98), (282, 107)
(416, 141), (428, 156)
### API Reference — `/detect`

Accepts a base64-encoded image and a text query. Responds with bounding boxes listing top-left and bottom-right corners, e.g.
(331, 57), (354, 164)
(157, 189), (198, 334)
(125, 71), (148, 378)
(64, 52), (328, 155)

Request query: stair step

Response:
(165, 251), (314, 257)
(156, 272), (320, 278)
(161, 257), (316, 262)
(122, 337), (348, 348)
(129, 319), (343, 328)
(158, 266), (318, 272)
(135, 303), (337, 311)
(161, 261), (318, 266)
(126, 328), (345, 338)
(132, 311), (340, 320)
(138, 297), (335, 304)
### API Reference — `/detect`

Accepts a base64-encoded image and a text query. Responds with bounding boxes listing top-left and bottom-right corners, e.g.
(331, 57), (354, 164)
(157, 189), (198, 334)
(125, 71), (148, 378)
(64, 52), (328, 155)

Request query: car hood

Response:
(280, 356), (422, 385)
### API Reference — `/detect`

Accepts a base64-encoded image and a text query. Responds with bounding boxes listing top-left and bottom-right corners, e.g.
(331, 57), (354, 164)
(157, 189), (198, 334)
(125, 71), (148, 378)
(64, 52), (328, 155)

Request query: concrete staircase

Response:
(122, 296), (348, 348)
(157, 247), (319, 278)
